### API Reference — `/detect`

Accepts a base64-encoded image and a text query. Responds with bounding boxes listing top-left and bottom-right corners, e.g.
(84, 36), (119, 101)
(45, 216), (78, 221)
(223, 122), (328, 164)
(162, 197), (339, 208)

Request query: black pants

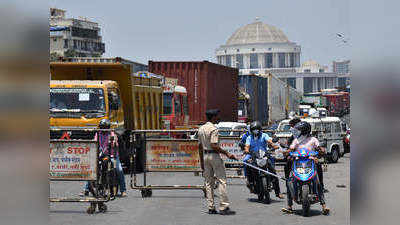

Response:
(284, 160), (292, 179)
(316, 163), (324, 190)
(266, 161), (281, 196)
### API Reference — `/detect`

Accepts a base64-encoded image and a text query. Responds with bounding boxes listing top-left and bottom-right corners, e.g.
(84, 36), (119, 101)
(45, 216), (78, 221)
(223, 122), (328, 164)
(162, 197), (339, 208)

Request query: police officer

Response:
(198, 109), (237, 215)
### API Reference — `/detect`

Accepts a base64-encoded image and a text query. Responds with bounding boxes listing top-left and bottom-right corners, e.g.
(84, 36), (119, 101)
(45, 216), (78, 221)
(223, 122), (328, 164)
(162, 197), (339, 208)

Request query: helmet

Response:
(250, 121), (262, 131)
(294, 121), (311, 136)
(99, 119), (111, 129)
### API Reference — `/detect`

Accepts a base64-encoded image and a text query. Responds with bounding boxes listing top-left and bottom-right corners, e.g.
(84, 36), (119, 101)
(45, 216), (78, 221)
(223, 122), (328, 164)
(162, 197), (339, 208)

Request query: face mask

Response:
(252, 129), (260, 136)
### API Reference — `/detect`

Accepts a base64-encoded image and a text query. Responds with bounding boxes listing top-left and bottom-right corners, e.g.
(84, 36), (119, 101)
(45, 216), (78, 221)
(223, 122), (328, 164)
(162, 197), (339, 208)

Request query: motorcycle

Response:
(287, 148), (321, 217)
(245, 149), (274, 204)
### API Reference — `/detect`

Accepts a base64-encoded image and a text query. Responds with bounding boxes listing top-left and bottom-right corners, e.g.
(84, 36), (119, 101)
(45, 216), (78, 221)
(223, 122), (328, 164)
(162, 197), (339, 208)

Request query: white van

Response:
(275, 117), (346, 163)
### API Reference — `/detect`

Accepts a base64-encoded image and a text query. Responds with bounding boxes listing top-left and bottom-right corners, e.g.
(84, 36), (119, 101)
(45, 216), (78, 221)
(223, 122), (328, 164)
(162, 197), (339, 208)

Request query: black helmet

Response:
(294, 121), (311, 136)
(250, 121), (262, 131)
(99, 119), (111, 129)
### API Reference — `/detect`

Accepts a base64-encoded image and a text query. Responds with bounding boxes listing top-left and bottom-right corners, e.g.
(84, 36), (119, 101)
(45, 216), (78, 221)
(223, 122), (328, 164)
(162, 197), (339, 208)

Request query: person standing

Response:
(198, 109), (237, 215)
(81, 119), (127, 197)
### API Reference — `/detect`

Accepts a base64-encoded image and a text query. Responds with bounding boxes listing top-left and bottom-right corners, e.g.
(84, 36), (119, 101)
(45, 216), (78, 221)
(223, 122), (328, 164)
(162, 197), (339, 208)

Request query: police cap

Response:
(205, 109), (220, 117)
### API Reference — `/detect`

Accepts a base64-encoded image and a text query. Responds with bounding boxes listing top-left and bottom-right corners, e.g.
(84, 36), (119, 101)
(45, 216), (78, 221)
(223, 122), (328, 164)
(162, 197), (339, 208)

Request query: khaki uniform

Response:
(198, 122), (229, 211)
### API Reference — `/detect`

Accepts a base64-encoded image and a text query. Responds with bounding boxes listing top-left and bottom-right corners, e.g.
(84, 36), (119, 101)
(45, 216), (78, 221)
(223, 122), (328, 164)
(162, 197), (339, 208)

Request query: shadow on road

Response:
(247, 198), (284, 204)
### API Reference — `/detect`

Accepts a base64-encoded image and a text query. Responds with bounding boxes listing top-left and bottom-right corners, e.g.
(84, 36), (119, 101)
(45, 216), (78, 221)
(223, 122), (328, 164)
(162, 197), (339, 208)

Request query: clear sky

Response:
(51, 0), (350, 70)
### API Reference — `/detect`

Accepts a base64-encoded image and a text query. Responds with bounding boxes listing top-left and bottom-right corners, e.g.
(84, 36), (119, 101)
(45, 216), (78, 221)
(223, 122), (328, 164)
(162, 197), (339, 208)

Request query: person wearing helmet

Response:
(243, 121), (284, 199)
(81, 119), (127, 197)
(282, 121), (330, 215)
(238, 124), (251, 151)
(283, 118), (302, 180)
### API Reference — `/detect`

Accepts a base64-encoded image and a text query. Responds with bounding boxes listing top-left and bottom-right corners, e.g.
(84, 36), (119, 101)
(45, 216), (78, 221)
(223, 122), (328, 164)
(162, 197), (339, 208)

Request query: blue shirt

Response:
(240, 131), (251, 144)
(245, 133), (272, 153)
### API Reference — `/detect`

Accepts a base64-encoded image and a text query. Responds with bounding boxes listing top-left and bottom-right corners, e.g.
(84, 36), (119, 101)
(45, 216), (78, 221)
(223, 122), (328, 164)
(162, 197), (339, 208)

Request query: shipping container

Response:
(238, 75), (269, 124)
(238, 74), (301, 125)
(148, 61), (238, 124)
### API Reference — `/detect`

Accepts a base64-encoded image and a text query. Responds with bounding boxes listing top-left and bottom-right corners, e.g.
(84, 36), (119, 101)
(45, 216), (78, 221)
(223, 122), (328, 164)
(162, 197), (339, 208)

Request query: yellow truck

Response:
(49, 57), (163, 168)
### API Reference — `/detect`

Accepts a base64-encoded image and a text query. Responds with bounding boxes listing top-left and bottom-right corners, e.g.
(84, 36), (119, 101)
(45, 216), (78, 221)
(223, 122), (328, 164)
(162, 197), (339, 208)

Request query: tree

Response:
(50, 52), (62, 62)
(64, 49), (77, 57)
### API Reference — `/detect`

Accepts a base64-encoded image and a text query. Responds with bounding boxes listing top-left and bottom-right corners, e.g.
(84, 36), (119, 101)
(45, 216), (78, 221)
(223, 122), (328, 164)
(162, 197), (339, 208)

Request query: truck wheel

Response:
(329, 147), (339, 163)
(301, 185), (310, 217)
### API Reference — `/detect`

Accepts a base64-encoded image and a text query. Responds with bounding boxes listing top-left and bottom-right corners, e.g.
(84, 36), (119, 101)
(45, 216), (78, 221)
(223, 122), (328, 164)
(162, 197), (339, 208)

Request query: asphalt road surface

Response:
(49, 154), (350, 225)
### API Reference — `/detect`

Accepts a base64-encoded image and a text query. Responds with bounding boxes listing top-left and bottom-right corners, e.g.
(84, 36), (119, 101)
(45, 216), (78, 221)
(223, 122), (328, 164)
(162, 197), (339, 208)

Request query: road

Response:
(49, 154), (350, 225)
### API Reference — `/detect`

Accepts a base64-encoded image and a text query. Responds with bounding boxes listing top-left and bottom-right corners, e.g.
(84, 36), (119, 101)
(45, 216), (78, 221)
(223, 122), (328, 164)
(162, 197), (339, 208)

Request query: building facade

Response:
(333, 60), (350, 75)
(50, 8), (105, 58)
(215, 20), (301, 75)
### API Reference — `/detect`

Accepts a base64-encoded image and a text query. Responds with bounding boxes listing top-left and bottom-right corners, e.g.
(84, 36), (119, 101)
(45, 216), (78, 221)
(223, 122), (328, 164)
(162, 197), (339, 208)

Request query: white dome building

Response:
(216, 19), (301, 74)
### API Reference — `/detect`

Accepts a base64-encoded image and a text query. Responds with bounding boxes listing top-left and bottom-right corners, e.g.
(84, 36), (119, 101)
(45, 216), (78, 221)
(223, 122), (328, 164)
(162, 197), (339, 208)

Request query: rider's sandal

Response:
(322, 208), (330, 215)
(281, 208), (294, 214)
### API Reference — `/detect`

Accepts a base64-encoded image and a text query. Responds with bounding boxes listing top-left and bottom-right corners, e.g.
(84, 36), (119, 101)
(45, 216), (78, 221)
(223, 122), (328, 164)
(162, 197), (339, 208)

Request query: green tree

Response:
(50, 52), (62, 62)
(64, 49), (77, 57)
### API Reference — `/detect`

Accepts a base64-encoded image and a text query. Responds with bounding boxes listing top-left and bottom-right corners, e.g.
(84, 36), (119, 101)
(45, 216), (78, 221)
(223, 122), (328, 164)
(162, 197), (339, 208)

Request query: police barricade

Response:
(130, 130), (206, 198)
(49, 128), (116, 214)
(219, 136), (245, 179)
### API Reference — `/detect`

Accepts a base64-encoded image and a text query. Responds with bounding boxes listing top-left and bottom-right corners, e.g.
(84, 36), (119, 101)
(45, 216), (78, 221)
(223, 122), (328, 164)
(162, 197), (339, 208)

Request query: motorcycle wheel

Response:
(262, 177), (271, 204)
(257, 177), (264, 202)
(302, 185), (310, 217)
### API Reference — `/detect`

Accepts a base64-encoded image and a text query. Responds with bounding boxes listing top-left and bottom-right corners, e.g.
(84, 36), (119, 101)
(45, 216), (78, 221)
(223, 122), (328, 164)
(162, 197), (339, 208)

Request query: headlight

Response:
(296, 167), (312, 174)
(279, 138), (288, 146)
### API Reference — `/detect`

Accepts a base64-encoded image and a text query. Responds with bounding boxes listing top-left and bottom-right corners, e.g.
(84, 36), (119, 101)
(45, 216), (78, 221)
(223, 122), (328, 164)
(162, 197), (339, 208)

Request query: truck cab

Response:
(49, 80), (124, 139)
(298, 105), (312, 117)
(162, 85), (189, 130)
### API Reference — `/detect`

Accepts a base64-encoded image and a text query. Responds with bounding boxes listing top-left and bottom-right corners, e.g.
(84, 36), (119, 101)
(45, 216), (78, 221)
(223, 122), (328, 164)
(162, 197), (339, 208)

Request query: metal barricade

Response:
(130, 130), (206, 198)
(219, 136), (245, 178)
(49, 128), (117, 214)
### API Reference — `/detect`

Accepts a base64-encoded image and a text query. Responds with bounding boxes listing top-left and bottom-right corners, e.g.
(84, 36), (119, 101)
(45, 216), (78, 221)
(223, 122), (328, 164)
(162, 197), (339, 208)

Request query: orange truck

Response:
(49, 58), (164, 169)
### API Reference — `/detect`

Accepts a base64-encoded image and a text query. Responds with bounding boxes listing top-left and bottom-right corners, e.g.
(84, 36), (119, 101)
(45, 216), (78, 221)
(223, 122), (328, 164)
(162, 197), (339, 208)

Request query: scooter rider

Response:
(284, 118), (302, 180)
(243, 121), (284, 199)
(282, 121), (330, 215)
(285, 118), (328, 193)
(238, 124), (251, 151)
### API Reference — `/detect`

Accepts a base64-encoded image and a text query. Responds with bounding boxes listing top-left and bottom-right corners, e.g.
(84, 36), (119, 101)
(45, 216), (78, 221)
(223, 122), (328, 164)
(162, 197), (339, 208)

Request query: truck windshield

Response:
(49, 88), (105, 112)
(163, 93), (173, 115)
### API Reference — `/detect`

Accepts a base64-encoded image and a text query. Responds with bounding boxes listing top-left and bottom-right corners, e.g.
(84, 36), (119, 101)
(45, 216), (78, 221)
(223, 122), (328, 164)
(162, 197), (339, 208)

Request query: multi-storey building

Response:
(50, 8), (105, 58)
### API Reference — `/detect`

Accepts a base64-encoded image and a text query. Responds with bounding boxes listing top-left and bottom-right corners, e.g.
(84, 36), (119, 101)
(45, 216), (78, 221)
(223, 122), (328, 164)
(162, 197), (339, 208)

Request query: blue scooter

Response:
(287, 148), (321, 217)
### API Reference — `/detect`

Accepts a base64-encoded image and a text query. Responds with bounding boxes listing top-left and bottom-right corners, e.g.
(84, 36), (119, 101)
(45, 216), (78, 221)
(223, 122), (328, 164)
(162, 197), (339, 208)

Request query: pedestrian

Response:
(81, 119), (127, 197)
(198, 109), (237, 215)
